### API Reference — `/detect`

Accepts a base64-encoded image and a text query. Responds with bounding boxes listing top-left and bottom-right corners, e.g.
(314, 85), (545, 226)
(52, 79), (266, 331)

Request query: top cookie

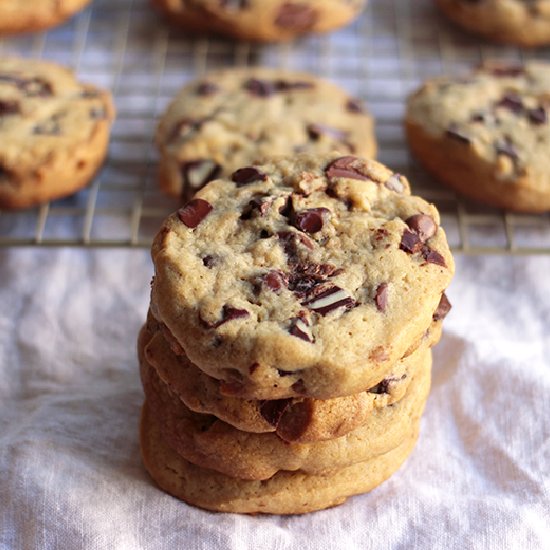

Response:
(151, 0), (366, 42)
(151, 153), (454, 399)
(436, 0), (550, 47)
(406, 61), (550, 213)
(156, 67), (376, 202)
(0, 58), (115, 210)
(0, 0), (91, 34)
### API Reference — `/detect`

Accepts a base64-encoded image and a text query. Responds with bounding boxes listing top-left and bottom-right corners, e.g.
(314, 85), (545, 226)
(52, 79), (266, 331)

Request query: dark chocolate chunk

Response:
(496, 93), (523, 113)
(487, 66), (524, 78)
(384, 173), (405, 193)
(528, 106), (547, 125)
(400, 229), (423, 254)
(293, 208), (329, 234)
(433, 292), (452, 321)
(274, 80), (314, 91)
(196, 82), (219, 96)
(201, 305), (250, 329)
(21, 78), (53, 97)
(422, 246), (447, 267)
(277, 231), (315, 260)
(241, 196), (272, 219)
(177, 198), (213, 228)
(168, 119), (201, 143)
(346, 98), (364, 114)
(368, 379), (390, 395)
(495, 137), (518, 161)
(243, 78), (273, 97)
(405, 214), (437, 242)
(0, 100), (20, 116)
(288, 317), (313, 342)
(260, 399), (292, 426)
(275, 3), (317, 30)
(232, 167), (267, 186)
(288, 263), (342, 297)
(374, 283), (388, 312)
(263, 270), (289, 292)
(276, 400), (314, 441)
(325, 156), (370, 181)
(202, 255), (218, 268)
(302, 285), (356, 316)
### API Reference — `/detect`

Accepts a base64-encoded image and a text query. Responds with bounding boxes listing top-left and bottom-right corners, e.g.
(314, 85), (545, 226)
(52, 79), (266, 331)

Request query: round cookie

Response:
(0, 0), (92, 35)
(0, 58), (115, 210)
(141, 337), (431, 481)
(151, 0), (366, 43)
(141, 401), (420, 514)
(436, 0), (550, 47)
(139, 311), (442, 442)
(406, 61), (550, 213)
(151, 153), (454, 400)
(156, 67), (376, 202)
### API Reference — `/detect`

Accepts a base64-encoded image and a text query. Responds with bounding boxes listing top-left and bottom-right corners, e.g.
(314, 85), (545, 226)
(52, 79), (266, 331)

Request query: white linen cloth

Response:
(1, 249), (549, 550)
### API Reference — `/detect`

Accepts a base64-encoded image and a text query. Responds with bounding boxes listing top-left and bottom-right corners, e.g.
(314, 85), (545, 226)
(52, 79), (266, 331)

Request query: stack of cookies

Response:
(138, 152), (454, 514)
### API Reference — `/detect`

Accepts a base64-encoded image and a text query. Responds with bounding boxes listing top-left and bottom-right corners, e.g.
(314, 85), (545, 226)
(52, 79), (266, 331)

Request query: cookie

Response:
(140, 400), (419, 514)
(140, 345), (430, 480)
(150, 153), (454, 400)
(0, 58), (115, 210)
(436, 0), (550, 47)
(139, 311), (442, 442)
(406, 62), (550, 213)
(151, 0), (366, 43)
(156, 67), (376, 202)
(0, 0), (92, 34)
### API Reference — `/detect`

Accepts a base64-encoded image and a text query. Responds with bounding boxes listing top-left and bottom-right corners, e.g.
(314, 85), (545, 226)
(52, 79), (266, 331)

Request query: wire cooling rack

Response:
(1, 0), (550, 253)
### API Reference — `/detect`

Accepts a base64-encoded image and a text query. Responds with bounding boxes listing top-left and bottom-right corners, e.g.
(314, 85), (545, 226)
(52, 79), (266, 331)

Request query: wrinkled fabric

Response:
(0, 249), (549, 549)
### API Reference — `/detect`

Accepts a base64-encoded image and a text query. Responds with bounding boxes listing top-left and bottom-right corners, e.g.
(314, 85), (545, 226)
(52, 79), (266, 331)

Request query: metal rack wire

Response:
(1, 0), (549, 253)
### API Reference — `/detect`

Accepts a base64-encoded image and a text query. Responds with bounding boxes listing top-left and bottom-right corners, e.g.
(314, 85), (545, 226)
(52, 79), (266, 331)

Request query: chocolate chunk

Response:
(384, 173), (405, 193)
(241, 196), (272, 219)
(260, 399), (292, 426)
(231, 167), (267, 186)
(325, 156), (370, 181)
(276, 400), (314, 441)
(0, 100), (20, 116)
(291, 379), (308, 394)
(406, 214), (437, 242)
(277, 368), (295, 377)
(302, 285), (356, 316)
(196, 82), (219, 96)
(21, 78), (53, 97)
(422, 246), (447, 267)
(528, 106), (547, 125)
(274, 80), (314, 91)
(400, 229), (423, 254)
(288, 317), (313, 342)
(374, 283), (388, 312)
(346, 98), (364, 114)
(180, 159), (221, 200)
(177, 198), (213, 228)
(288, 263), (342, 297)
(307, 123), (348, 142)
(277, 231), (315, 260)
(368, 379), (390, 395)
(219, 0), (250, 8)
(263, 270), (289, 292)
(168, 119), (201, 143)
(487, 66), (524, 78)
(446, 124), (471, 145)
(275, 3), (317, 30)
(433, 292), (452, 321)
(249, 362), (259, 375)
(495, 138), (518, 161)
(201, 305), (250, 329)
(243, 78), (273, 97)
(293, 208), (329, 234)
(202, 255), (218, 268)
(496, 93), (523, 113)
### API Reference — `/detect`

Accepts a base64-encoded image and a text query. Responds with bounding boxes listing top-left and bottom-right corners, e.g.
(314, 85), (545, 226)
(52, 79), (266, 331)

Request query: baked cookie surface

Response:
(406, 62), (550, 212)
(0, 58), (115, 210)
(0, 0), (92, 34)
(436, 0), (550, 46)
(156, 67), (376, 202)
(141, 344), (431, 480)
(151, 153), (454, 399)
(151, 0), (366, 42)
(139, 312), (442, 441)
(140, 400), (419, 514)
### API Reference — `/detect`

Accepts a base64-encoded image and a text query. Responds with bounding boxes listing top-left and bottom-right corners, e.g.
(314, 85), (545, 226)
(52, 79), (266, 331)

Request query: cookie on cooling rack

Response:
(139, 314), (444, 442)
(0, 58), (115, 210)
(406, 61), (550, 213)
(151, 0), (367, 42)
(156, 67), (376, 202)
(140, 400), (419, 514)
(150, 152), (454, 400)
(0, 0), (92, 34)
(436, 0), (550, 46)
